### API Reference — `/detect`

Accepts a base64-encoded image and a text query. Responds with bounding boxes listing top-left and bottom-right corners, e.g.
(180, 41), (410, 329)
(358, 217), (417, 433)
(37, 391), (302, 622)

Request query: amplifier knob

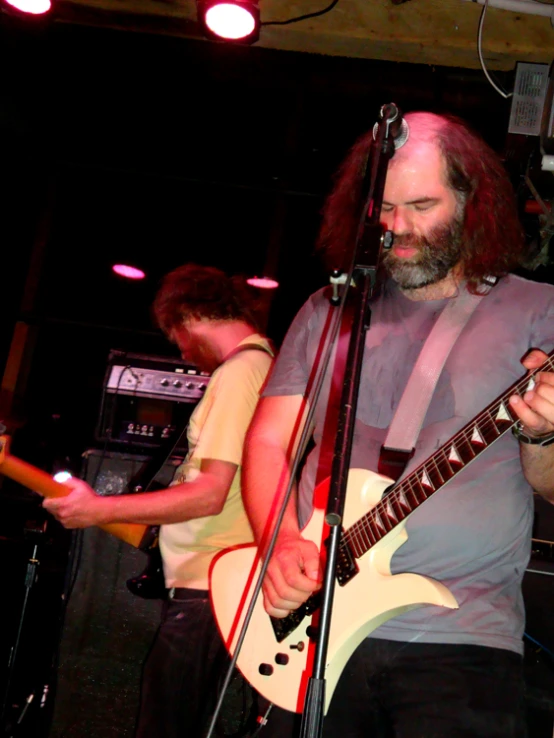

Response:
(160, 379), (169, 387)
(173, 380), (182, 388)
(185, 382), (195, 389)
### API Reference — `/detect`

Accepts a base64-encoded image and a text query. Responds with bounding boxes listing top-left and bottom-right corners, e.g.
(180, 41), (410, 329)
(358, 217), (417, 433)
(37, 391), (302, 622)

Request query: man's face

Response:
(169, 318), (220, 373)
(380, 140), (463, 290)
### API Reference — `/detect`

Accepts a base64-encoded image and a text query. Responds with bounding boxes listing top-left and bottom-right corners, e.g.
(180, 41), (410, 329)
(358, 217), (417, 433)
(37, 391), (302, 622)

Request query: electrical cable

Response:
(524, 631), (554, 661)
(262, 0), (338, 27)
(249, 702), (273, 738)
(477, 0), (513, 99)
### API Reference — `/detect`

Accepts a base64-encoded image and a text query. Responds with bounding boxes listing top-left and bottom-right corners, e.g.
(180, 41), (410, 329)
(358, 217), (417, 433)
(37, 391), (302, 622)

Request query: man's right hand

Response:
(261, 532), (322, 618)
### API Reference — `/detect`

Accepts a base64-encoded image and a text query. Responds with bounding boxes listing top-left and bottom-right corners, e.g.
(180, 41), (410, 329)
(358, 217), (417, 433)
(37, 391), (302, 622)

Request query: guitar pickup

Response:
(336, 537), (359, 586)
(322, 532), (359, 586)
(270, 592), (321, 643)
(268, 534), (359, 643)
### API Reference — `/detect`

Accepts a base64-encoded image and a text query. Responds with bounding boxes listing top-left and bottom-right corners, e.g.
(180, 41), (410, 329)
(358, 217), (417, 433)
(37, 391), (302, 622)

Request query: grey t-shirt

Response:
(264, 275), (554, 654)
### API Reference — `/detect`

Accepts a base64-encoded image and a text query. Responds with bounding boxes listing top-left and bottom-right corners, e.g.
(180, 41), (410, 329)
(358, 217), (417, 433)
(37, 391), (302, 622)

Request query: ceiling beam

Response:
(57, 0), (554, 70)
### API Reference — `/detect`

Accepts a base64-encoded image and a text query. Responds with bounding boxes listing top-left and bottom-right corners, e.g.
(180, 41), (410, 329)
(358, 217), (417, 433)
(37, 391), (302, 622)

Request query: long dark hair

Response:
(317, 112), (525, 292)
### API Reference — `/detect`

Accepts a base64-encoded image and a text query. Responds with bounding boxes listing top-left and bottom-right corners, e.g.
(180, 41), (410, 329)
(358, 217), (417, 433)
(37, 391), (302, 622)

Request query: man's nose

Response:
(389, 207), (412, 235)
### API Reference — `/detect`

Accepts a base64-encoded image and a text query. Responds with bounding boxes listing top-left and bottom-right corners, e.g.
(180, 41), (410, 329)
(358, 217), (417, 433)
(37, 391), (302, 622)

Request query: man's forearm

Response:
(520, 444), (554, 500)
(242, 394), (308, 548)
(95, 474), (224, 526)
(242, 443), (301, 549)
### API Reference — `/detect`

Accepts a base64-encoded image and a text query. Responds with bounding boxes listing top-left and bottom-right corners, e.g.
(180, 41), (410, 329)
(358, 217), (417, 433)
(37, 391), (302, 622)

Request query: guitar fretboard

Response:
(342, 351), (554, 560)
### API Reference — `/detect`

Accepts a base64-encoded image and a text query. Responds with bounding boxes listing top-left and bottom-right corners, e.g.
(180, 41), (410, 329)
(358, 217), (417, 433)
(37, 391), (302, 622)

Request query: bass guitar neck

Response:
(0, 435), (148, 548)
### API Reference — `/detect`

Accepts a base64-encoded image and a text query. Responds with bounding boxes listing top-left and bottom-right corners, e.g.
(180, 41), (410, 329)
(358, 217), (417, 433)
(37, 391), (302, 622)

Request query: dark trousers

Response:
(255, 638), (527, 738)
(134, 590), (257, 738)
(319, 638), (528, 738)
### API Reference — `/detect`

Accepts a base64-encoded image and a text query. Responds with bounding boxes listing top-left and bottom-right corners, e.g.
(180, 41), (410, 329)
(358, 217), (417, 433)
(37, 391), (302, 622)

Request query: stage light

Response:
(197, 0), (260, 43)
(2, 0), (52, 14)
(247, 276), (279, 289)
(112, 264), (146, 280)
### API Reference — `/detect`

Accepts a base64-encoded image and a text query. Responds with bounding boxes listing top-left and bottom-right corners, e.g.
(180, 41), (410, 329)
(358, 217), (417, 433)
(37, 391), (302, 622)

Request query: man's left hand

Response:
(43, 477), (107, 528)
(509, 349), (554, 437)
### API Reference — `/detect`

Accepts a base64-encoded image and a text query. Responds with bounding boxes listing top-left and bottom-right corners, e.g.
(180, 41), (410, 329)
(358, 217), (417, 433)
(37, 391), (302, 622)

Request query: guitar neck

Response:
(0, 450), (148, 548)
(344, 350), (554, 559)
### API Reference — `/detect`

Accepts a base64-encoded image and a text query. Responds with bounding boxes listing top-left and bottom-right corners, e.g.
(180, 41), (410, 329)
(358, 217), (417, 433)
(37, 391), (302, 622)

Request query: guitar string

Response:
(341, 353), (554, 560)
(290, 356), (554, 636)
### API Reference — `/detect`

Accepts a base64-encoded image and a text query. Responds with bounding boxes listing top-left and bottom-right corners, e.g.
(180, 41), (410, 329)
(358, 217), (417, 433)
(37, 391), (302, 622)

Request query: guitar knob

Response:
(275, 653), (289, 666)
(258, 663), (274, 676)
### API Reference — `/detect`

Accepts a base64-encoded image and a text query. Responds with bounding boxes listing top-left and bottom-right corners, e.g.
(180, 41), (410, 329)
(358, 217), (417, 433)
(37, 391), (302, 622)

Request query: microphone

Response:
(372, 103), (409, 150)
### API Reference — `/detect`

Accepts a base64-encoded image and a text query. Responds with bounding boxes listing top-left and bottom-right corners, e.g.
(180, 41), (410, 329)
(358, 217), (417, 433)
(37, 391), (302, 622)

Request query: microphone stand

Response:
(299, 103), (402, 738)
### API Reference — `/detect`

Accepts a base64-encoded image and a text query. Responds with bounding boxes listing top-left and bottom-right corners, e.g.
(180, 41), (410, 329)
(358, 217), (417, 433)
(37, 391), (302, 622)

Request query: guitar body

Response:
(210, 468), (458, 714)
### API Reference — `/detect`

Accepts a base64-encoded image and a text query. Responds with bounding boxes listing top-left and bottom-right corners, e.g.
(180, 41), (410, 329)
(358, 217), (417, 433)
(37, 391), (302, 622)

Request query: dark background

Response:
(1, 9), (554, 737)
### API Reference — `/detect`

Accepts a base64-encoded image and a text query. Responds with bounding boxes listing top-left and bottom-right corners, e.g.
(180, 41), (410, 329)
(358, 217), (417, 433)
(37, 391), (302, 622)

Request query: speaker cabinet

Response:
(48, 450), (182, 738)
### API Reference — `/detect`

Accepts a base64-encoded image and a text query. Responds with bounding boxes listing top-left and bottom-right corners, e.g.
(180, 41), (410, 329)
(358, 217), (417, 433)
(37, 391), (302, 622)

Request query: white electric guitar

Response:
(210, 350), (554, 714)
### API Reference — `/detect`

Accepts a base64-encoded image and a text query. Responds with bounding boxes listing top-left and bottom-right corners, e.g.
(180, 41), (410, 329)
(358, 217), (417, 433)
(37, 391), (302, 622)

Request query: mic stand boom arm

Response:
(299, 103), (401, 738)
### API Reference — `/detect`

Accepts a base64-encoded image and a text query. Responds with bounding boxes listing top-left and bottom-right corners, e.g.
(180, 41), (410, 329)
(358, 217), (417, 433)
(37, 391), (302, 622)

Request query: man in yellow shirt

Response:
(44, 263), (274, 738)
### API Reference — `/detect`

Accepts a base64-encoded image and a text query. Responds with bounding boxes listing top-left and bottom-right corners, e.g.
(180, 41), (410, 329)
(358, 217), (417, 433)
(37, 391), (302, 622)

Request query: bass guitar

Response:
(210, 350), (553, 714)
(0, 434), (149, 548)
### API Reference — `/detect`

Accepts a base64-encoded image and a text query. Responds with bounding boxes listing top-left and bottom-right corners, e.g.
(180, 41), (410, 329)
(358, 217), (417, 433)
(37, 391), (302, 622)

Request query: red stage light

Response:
(197, 0), (260, 43)
(205, 2), (255, 39)
(246, 276), (279, 289)
(112, 264), (146, 280)
(4, 0), (51, 14)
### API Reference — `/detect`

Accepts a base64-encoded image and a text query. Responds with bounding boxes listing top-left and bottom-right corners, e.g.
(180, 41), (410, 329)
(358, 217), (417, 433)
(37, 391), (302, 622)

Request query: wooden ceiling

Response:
(54, 0), (554, 71)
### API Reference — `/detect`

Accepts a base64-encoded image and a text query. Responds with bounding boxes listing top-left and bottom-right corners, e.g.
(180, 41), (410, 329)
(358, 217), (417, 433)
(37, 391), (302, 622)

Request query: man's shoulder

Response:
(495, 273), (554, 303)
(288, 286), (335, 330)
(237, 333), (275, 355)
(232, 334), (274, 363)
(213, 336), (273, 381)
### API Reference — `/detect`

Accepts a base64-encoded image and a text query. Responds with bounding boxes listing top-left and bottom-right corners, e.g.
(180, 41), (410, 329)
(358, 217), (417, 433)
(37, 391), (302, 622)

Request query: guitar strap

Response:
(378, 282), (494, 480)
(315, 280), (495, 485)
(224, 338), (275, 361)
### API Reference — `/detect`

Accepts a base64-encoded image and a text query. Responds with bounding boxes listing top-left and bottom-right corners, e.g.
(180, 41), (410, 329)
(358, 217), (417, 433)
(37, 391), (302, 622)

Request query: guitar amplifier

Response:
(95, 350), (210, 453)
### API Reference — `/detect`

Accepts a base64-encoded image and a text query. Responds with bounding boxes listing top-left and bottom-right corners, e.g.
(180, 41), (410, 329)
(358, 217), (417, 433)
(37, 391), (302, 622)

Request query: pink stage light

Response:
(205, 2), (256, 39)
(5, 0), (52, 13)
(112, 264), (146, 280)
(246, 276), (279, 289)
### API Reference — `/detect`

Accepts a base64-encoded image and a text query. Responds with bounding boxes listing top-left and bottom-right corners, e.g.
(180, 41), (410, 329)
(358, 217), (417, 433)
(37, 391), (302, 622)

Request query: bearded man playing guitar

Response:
(239, 112), (554, 738)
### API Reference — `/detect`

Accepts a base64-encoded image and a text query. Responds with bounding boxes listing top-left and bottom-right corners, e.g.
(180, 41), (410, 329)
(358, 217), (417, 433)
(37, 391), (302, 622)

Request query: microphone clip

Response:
(372, 103), (409, 151)
(329, 270), (348, 306)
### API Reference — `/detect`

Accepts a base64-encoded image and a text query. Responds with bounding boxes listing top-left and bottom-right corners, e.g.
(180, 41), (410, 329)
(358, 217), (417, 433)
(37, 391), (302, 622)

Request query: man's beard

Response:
(382, 212), (464, 290)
